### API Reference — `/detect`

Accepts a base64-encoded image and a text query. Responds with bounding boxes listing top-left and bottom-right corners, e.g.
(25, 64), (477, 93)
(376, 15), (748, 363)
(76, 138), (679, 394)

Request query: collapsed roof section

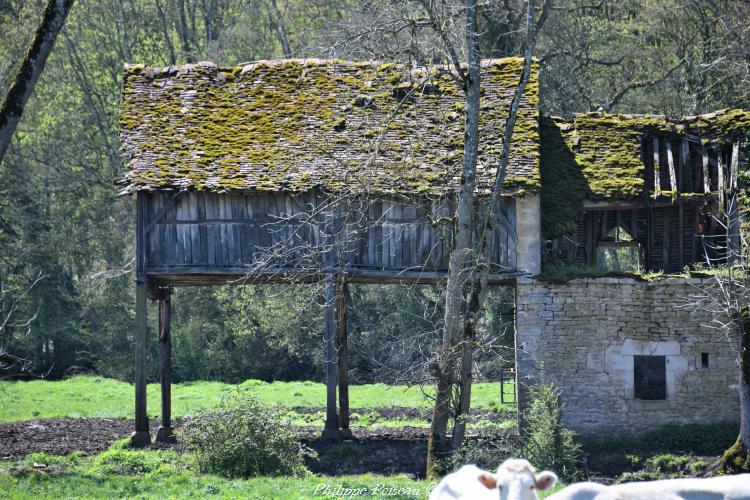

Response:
(542, 109), (750, 201)
(119, 57), (541, 196)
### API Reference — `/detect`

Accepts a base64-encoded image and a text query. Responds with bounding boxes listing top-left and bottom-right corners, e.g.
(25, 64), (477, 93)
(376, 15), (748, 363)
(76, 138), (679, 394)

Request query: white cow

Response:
(546, 474), (750, 500)
(429, 458), (558, 500)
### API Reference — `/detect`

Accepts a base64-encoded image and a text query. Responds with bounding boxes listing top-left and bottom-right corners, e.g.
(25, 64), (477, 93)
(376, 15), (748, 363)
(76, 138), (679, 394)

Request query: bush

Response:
(180, 393), (312, 478)
(521, 382), (581, 482)
(615, 470), (664, 483)
(90, 449), (180, 476)
(451, 432), (522, 472)
(646, 453), (690, 473)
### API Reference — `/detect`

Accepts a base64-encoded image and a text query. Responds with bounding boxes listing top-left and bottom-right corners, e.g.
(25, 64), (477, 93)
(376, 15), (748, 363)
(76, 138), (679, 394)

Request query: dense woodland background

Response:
(0, 0), (748, 383)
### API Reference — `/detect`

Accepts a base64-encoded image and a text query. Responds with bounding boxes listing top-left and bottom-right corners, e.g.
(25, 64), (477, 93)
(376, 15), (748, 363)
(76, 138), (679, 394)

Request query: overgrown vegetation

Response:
(521, 382), (581, 482)
(582, 422), (739, 457)
(181, 394), (311, 478)
(1, 449), (424, 499)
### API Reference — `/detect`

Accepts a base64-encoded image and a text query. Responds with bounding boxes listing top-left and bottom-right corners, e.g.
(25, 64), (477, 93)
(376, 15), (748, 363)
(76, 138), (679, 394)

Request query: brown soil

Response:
(0, 418), (168, 459)
(0, 417), (514, 478)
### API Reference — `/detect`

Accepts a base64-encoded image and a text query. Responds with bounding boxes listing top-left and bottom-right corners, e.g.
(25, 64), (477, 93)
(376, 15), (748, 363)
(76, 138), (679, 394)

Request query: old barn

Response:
(120, 55), (750, 443)
(119, 57), (542, 445)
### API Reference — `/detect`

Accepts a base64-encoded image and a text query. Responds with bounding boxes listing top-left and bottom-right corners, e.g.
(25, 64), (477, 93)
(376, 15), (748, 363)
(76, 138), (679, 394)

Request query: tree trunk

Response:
(426, 0), (480, 479)
(270, 0), (292, 58)
(720, 310), (750, 472)
(0, 0), (75, 164)
(336, 279), (352, 439)
(450, 0), (541, 453)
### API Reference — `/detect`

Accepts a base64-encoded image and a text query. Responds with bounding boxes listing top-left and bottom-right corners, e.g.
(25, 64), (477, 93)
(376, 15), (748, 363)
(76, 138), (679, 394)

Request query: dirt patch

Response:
(0, 418), (516, 478)
(0, 418), (168, 459)
(292, 406), (513, 423)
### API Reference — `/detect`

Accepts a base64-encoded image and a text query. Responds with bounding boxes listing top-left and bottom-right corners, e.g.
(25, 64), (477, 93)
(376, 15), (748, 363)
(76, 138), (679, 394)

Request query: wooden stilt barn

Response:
(119, 58), (544, 446)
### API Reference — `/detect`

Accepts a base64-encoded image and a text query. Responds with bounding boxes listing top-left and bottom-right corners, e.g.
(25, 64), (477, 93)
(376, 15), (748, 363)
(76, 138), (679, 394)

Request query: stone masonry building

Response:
(516, 277), (739, 435)
(120, 57), (748, 442)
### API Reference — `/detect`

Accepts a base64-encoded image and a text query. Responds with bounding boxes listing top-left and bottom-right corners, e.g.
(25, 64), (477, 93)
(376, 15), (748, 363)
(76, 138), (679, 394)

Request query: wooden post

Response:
(320, 202), (340, 442)
(702, 146), (711, 193)
(132, 193), (151, 447)
(336, 279), (352, 440)
(717, 148), (725, 193)
(662, 207), (670, 271)
(681, 139), (692, 192)
(653, 137), (661, 195)
(731, 142), (739, 190)
(156, 288), (176, 443)
(678, 203), (684, 269)
(667, 141), (677, 192)
(322, 272), (340, 441)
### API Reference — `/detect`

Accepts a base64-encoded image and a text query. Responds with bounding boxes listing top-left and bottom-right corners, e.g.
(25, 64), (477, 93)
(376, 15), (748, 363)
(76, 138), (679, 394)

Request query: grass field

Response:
(0, 376), (521, 498)
(0, 376), (514, 423)
(0, 450), (427, 499)
(0, 448), (564, 499)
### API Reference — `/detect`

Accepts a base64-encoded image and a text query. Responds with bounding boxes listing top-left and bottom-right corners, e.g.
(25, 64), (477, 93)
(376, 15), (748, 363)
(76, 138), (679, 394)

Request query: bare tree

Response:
(0, 272), (46, 378)
(691, 193), (750, 471)
(0, 0), (75, 163)
(426, 0), (547, 476)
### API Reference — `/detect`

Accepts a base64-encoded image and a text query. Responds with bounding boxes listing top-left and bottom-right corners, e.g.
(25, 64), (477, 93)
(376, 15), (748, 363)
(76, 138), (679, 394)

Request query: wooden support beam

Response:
(662, 207), (670, 271)
(728, 195), (741, 263)
(156, 288), (175, 443)
(322, 272), (340, 441)
(336, 280), (352, 440)
(653, 137), (661, 195)
(731, 142), (739, 190)
(717, 148), (724, 193)
(132, 193), (151, 448)
(678, 203), (684, 270)
(145, 191), (182, 235)
(646, 207), (653, 271)
(132, 281), (150, 447)
(681, 139), (692, 192)
(702, 146), (711, 193)
(585, 213), (594, 267)
(667, 141), (677, 192)
(690, 205), (700, 264)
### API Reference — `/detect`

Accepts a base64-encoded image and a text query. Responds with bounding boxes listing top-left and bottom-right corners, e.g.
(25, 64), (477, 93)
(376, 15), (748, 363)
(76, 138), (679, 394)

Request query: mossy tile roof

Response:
(544, 109), (750, 200)
(118, 57), (540, 195)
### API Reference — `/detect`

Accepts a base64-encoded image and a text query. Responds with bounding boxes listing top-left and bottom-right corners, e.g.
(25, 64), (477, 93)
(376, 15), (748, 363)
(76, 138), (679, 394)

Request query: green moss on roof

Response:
(542, 109), (750, 201)
(119, 57), (540, 195)
(540, 108), (749, 238)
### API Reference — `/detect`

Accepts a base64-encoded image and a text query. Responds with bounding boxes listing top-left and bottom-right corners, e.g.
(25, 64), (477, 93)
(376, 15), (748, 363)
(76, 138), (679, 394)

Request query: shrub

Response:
(646, 453), (690, 473)
(451, 432), (522, 472)
(90, 449), (181, 476)
(521, 382), (581, 482)
(615, 470), (664, 483)
(689, 459), (709, 475)
(180, 393), (312, 478)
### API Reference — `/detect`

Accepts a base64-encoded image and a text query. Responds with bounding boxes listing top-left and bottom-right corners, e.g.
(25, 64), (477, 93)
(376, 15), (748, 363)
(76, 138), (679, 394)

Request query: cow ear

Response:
(477, 473), (497, 490)
(534, 471), (558, 491)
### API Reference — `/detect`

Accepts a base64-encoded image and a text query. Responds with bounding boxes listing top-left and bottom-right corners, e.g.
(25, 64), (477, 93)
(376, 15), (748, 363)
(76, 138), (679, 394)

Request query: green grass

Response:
(0, 450), (426, 499)
(0, 376), (515, 423)
(0, 449), (564, 499)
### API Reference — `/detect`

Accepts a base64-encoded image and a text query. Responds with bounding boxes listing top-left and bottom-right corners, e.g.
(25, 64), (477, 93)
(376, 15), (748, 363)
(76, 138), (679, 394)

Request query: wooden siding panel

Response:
(144, 192), (517, 274)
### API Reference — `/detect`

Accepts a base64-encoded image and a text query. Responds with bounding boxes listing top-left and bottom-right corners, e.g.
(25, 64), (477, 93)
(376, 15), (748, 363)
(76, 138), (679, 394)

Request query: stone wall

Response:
(515, 277), (740, 436)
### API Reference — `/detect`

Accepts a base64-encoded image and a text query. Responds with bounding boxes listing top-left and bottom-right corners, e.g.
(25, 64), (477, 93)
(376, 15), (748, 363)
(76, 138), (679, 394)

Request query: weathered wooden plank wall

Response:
(573, 203), (703, 272)
(143, 190), (517, 275)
